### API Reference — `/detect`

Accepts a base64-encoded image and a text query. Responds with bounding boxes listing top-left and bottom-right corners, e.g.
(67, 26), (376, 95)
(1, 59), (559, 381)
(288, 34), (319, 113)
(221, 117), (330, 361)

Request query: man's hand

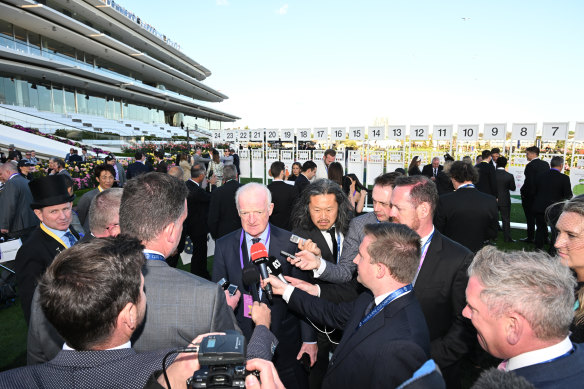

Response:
(287, 250), (321, 271)
(261, 275), (287, 296)
(251, 301), (271, 328)
(245, 359), (285, 389)
(209, 175), (218, 185)
(284, 276), (319, 297)
(224, 289), (241, 311)
(297, 343), (318, 367)
(298, 238), (321, 257)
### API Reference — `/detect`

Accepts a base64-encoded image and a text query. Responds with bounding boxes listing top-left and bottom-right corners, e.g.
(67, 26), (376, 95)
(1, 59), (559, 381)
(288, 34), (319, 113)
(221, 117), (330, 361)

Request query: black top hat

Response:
(29, 175), (75, 209)
(18, 160), (33, 167)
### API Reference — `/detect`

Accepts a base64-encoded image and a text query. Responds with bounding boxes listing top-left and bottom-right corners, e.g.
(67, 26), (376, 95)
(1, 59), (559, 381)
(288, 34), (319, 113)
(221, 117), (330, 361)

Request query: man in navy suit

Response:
(213, 183), (317, 389)
(125, 152), (150, 180)
(463, 247), (584, 388)
(264, 223), (432, 389)
(294, 160), (317, 197)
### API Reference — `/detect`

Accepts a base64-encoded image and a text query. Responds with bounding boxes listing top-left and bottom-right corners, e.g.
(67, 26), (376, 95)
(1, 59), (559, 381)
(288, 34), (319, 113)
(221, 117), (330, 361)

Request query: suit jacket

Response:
(435, 187), (498, 252)
(155, 160), (168, 173)
(114, 162), (127, 187)
(67, 154), (82, 164)
(0, 174), (37, 234)
(288, 289), (430, 389)
(14, 226), (79, 324)
(76, 188), (99, 235)
(521, 158), (550, 200)
(513, 342), (584, 388)
(475, 161), (498, 197)
(421, 164), (443, 178)
(495, 169), (516, 207)
(131, 259), (240, 352)
(207, 180), (242, 240)
(533, 169), (572, 213)
(126, 161), (149, 180)
(185, 180), (211, 238)
(268, 180), (296, 230)
(293, 173), (310, 197)
(212, 225), (316, 373)
(435, 171), (454, 196)
(0, 348), (169, 389)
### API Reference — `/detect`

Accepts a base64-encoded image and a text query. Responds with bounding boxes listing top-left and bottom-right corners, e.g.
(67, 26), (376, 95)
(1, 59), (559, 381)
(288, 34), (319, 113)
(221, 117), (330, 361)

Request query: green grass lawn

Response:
(0, 201), (537, 381)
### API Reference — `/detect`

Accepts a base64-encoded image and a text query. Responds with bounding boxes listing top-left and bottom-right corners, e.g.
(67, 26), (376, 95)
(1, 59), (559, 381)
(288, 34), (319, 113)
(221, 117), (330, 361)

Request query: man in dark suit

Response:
(14, 175), (79, 324)
(475, 150), (498, 198)
(495, 156), (516, 243)
(213, 183), (317, 389)
(435, 161), (498, 253)
(520, 146), (550, 243)
(185, 163), (212, 278)
(421, 157), (443, 181)
(294, 160), (317, 197)
(230, 148), (241, 176)
(0, 162), (37, 240)
(264, 223), (433, 389)
(154, 150), (168, 173)
(125, 152), (150, 180)
(463, 247), (584, 389)
(533, 156), (572, 250)
(268, 161), (296, 230)
(389, 175), (475, 389)
(67, 149), (83, 164)
(208, 165), (241, 240)
(489, 147), (501, 169)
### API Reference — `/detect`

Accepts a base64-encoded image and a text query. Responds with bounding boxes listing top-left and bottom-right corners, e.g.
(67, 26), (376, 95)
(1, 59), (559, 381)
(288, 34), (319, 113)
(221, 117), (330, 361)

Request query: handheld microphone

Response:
(242, 263), (261, 302)
(250, 242), (273, 303)
(267, 256), (289, 284)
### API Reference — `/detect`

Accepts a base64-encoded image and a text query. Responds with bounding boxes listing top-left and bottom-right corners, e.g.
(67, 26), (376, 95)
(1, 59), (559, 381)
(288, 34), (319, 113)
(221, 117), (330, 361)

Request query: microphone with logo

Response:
(242, 262), (261, 302)
(250, 242), (273, 303)
(267, 256), (289, 285)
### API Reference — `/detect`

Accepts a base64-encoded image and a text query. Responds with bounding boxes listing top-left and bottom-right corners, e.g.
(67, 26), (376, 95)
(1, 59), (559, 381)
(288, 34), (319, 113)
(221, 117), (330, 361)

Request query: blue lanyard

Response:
(412, 231), (434, 286)
(357, 284), (413, 330)
(239, 226), (271, 269)
(538, 348), (574, 365)
(144, 252), (165, 262)
(458, 183), (475, 189)
(335, 230), (341, 264)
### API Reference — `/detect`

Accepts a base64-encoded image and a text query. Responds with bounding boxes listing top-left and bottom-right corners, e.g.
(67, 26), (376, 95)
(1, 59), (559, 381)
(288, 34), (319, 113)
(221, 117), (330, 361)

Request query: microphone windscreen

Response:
(471, 368), (535, 389)
(242, 263), (261, 288)
(250, 242), (268, 262)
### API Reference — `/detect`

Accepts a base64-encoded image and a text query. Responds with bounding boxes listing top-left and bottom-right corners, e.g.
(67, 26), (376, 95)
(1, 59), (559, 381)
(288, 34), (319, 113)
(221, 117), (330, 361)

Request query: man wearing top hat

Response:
(15, 175), (80, 324)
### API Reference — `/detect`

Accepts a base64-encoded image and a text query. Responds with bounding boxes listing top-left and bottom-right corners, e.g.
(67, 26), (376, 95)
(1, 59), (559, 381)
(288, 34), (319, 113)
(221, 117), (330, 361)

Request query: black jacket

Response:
(521, 158), (550, 200)
(533, 169), (572, 213)
(475, 161), (498, 197)
(185, 180), (211, 238)
(207, 180), (242, 240)
(495, 169), (516, 207)
(268, 181), (296, 230)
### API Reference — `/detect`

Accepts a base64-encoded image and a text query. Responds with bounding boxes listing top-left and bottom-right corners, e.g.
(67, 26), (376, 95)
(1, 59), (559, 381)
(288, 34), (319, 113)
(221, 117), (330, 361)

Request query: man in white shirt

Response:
(315, 149), (336, 180)
(463, 247), (584, 388)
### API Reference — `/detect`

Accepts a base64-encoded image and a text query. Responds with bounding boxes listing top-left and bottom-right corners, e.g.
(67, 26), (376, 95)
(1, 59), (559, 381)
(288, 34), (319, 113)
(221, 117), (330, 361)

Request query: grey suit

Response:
(76, 188), (99, 234)
(114, 162), (126, 187)
(1, 348), (170, 389)
(319, 212), (378, 283)
(0, 174), (37, 236)
(193, 154), (211, 166)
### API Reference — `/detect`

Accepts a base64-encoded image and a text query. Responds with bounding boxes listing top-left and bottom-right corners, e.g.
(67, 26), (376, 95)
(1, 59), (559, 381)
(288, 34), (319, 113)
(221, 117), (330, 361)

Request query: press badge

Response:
(243, 293), (253, 318)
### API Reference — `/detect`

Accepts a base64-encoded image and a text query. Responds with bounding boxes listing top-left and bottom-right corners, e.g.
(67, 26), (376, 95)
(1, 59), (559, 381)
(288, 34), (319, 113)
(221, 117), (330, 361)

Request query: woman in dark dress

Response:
(287, 162), (302, 182)
(555, 195), (584, 342)
(407, 156), (422, 176)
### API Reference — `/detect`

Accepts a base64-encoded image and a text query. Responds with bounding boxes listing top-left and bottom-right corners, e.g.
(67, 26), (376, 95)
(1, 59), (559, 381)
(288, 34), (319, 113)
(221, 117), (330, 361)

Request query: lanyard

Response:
(239, 226), (271, 269)
(537, 348), (574, 366)
(458, 183), (475, 189)
(144, 252), (166, 261)
(335, 230), (342, 264)
(40, 223), (67, 248)
(412, 231), (434, 286)
(97, 186), (103, 192)
(357, 284), (413, 330)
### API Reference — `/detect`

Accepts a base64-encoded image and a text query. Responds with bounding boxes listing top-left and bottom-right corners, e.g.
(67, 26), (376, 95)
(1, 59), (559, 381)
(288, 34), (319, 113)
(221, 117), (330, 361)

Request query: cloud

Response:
(276, 4), (288, 15)
(216, 0), (229, 6)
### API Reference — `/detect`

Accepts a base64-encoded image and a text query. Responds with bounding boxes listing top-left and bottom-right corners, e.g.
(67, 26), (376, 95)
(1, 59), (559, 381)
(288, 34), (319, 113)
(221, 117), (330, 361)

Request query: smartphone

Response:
(217, 278), (229, 290)
(290, 234), (305, 245)
(280, 250), (297, 260)
(227, 284), (239, 296)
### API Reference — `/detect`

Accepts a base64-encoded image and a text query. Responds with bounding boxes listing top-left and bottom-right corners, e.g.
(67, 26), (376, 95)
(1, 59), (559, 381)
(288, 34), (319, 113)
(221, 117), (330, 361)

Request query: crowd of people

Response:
(0, 142), (580, 389)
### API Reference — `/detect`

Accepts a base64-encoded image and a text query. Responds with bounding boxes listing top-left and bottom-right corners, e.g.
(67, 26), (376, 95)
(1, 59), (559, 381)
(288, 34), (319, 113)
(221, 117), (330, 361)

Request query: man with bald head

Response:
(213, 183), (316, 389)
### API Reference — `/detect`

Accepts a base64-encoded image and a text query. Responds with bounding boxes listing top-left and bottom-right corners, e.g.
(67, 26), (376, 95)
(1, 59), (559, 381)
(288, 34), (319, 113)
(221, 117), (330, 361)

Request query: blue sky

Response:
(118, 0), (584, 129)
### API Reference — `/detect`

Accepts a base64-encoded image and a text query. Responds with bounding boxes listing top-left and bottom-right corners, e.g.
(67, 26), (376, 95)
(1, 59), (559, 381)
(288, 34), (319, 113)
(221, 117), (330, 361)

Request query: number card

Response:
(280, 128), (294, 141)
(237, 130), (249, 142)
(483, 123), (507, 141)
(331, 127), (346, 141)
(457, 125), (479, 141)
(368, 126), (385, 141)
(212, 130), (221, 142)
(387, 126), (406, 140)
(297, 128), (311, 141)
(410, 126), (429, 141)
(542, 122), (568, 141)
(313, 128), (328, 140)
(250, 129), (263, 142)
(432, 125), (453, 141)
(266, 129), (279, 141)
(224, 130), (235, 142)
(575, 123), (584, 142)
(511, 123), (536, 141)
(349, 127), (365, 140)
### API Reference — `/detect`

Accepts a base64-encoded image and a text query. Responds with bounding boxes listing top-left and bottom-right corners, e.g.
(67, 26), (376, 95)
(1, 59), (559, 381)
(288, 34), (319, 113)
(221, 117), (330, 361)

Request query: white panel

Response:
(457, 124), (479, 141)
(410, 125), (429, 141)
(280, 150), (295, 175)
(511, 123), (536, 141)
(239, 149), (250, 178)
(313, 127), (328, 140)
(266, 128), (279, 141)
(347, 150), (364, 183)
(483, 123), (507, 140)
(331, 127), (346, 141)
(212, 130), (221, 142)
(224, 130), (236, 142)
(366, 151), (385, 186)
(251, 149), (264, 179)
(296, 128), (311, 141)
(368, 126), (385, 141)
(297, 150), (311, 164)
(237, 130), (249, 143)
(387, 125), (406, 140)
(280, 128), (294, 141)
(541, 122), (568, 141)
(249, 129), (264, 142)
(349, 126), (365, 140)
(432, 125), (453, 141)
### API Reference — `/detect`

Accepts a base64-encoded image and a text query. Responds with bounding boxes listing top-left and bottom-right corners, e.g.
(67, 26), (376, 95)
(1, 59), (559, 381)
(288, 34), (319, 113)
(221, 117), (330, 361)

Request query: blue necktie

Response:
(63, 231), (77, 247)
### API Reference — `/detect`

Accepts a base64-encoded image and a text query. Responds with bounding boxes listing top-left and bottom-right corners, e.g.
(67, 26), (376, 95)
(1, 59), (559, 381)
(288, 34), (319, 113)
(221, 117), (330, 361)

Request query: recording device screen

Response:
(280, 250), (297, 260)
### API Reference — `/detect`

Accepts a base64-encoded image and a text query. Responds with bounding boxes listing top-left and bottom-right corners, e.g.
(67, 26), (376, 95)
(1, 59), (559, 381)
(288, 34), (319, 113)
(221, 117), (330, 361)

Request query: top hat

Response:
(18, 160), (33, 167)
(29, 175), (75, 209)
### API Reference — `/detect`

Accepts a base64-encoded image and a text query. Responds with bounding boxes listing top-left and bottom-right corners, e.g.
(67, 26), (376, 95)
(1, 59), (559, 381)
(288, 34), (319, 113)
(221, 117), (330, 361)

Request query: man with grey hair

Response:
(208, 164), (242, 240)
(119, 172), (239, 352)
(422, 156), (443, 181)
(213, 182), (317, 389)
(167, 165), (184, 180)
(0, 162), (37, 239)
(86, 188), (123, 240)
(463, 246), (584, 388)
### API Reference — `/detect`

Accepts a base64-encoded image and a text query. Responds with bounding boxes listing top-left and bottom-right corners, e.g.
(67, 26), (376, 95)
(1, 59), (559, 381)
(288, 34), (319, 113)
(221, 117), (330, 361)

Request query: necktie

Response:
(327, 227), (338, 262)
(433, 168), (437, 177)
(363, 300), (376, 317)
(251, 238), (261, 245)
(63, 231), (77, 247)
(497, 360), (508, 371)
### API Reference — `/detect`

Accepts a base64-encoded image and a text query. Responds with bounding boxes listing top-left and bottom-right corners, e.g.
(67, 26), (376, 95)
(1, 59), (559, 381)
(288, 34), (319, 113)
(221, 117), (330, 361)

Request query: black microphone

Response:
(250, 242), (273, 303)
(267, 256), (289, 284)
(242, 263), (261, 302)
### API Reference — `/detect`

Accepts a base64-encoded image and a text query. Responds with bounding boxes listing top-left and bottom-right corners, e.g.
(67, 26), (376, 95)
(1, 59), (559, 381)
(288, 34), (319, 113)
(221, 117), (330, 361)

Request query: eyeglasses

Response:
(106, 223), (119, 230)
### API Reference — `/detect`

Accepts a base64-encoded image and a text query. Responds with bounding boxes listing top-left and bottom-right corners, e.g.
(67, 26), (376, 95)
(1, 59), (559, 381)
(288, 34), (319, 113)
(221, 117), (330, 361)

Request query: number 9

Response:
(491, 127), (498, 137)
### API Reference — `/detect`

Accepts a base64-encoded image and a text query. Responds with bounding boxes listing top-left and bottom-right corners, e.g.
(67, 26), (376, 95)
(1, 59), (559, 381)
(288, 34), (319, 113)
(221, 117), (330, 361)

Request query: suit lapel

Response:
(309, 228), (334, 263)
(415, 231), (442, 288)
